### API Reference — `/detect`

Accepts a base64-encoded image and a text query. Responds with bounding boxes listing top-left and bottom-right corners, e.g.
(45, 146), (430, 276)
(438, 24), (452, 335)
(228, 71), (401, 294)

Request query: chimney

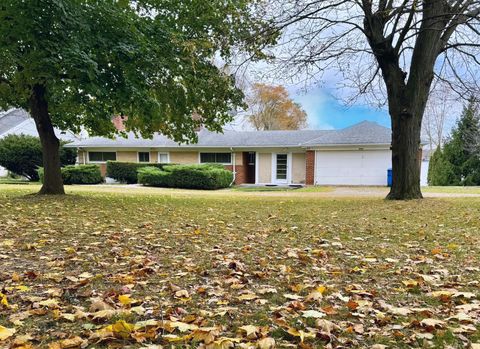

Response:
(112, 115), (127, 131)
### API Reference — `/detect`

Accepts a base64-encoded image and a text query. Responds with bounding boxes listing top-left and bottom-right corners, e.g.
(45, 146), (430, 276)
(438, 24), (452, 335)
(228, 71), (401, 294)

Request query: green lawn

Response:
(0, 185), (479, 348)
(423, 186), (480, 194)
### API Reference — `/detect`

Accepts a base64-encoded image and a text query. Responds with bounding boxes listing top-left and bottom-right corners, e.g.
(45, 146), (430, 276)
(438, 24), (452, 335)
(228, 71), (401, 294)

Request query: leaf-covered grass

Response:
(0, 185), (479, 348)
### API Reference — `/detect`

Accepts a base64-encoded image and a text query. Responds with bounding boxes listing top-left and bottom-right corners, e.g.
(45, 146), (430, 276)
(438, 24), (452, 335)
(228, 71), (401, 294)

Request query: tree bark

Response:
(29, 84), (65, 195)
(387, 109), (423, 200)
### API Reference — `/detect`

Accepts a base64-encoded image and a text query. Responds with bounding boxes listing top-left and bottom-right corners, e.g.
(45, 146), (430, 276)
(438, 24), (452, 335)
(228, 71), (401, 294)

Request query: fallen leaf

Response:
(301, 310), (325, 318)
(257, 337), (275, 349)
(0, 325), (16, 340)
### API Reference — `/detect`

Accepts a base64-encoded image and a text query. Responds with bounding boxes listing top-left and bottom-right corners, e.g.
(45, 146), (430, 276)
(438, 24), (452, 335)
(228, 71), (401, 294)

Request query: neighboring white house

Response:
(0, 109), (85, 177)
(67, 120), (429, 186)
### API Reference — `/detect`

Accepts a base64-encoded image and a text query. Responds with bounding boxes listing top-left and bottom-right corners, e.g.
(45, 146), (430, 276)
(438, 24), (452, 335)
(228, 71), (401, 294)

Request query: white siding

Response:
(421, 160), (429, 186)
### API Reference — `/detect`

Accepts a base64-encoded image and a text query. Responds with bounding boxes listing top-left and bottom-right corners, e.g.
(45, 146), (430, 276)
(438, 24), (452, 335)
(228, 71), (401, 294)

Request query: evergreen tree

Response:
(428, 97), (480, 185)
(427, 147), (456, 186)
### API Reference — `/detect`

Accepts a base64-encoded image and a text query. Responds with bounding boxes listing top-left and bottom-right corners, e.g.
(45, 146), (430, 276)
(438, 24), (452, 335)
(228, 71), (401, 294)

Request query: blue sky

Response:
(292, 87), (391, 130)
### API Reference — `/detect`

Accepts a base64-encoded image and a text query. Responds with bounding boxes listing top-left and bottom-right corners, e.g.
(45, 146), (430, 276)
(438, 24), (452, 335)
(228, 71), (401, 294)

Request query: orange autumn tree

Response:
(247, 83), (307, 130)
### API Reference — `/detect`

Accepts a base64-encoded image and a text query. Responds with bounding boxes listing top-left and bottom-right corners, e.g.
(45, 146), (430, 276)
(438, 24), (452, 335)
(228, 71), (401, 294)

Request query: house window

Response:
(138, 152), (150, 163)
(158, 153), (169, 163)
(88, 152), (116, 162)
(200, 152), (232, 164)
(276, 154), (288, 180)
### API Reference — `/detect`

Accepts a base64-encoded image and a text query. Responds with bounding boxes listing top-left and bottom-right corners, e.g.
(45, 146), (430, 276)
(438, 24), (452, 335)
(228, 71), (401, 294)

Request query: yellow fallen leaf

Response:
(93, 320), (135, 340)
(428, 290), (453, 298)
(238, 293), (258, 301)
(118, 294), (133, 305)
(239, 325), (259, 339)
(170, 321), (198, 332)
(111, 319), (135, 338)
(61, 313), (76, 322)
(208, 337), (241, 348)
(402, 279), (419, 287)
(38, 298), (60, 308)
(1, 239), (14, 247)
(0, 325), (16, 340)
(1, 293), (9, 307)
(162, 334), (187, 342)
(286, 327), (315, 342)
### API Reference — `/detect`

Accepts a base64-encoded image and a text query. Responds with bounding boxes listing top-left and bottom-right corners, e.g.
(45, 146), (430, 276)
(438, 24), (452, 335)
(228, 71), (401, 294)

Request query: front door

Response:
(275, 153), (288, 184)
(243, 152), (256, 184)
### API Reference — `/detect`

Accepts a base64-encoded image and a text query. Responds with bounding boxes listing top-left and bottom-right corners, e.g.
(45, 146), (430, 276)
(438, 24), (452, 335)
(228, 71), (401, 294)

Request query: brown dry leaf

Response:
(47, 336), (86, 349)
(89, 298), (113, 312)
(191, 327), (221, 344)
(420, 318), (446, 329)
(174, 290), (190, 299)
(305, 286), (326, 302)
(315, 319), (339, 334)
(257, 337), (275, 349)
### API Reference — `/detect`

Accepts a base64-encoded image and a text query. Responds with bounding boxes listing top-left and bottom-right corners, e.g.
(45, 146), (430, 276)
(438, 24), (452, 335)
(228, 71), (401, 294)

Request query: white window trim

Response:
(254, 152), (259, 184)
(198, 152), (233, 165)
(87, 151), (117, 164)
(158, 152), (170, 163)
(271, 152), (292, 184)
(137, 151), (151, 163)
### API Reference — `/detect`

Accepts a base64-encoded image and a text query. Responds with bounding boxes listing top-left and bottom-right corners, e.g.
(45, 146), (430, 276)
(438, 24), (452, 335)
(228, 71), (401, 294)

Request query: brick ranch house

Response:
(67, 121), (425, 186)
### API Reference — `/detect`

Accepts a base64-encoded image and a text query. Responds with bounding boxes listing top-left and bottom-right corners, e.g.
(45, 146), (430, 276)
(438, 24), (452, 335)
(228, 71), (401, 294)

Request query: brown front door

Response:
(244, 152), (256, 184)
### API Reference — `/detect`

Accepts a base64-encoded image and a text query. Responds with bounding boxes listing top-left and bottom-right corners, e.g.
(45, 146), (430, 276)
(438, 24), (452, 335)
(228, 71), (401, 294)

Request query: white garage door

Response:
(315, 150), (392, 185)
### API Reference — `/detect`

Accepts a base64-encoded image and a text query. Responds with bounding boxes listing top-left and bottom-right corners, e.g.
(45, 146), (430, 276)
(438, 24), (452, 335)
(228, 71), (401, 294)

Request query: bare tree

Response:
(422, 84), (458, 150)
(257, 0), (480, 199)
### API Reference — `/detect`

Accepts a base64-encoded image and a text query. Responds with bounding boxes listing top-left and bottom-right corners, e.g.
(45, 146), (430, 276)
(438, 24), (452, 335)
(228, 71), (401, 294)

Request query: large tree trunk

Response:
(29, 84), (65, 195)
(386, 107), (423, 200)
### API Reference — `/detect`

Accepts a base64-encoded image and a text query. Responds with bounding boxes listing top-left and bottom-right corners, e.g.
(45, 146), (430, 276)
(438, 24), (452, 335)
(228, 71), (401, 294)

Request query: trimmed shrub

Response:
(137, 167), (172, 187)
(0, 134), (77, 180)
(38, 165), (102, 185)
(138, 164), (233, 190)
(106, 161), (168, 184)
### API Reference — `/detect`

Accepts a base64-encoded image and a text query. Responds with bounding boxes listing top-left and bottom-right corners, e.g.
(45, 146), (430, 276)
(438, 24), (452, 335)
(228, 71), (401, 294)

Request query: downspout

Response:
(229, 147), (236, 187)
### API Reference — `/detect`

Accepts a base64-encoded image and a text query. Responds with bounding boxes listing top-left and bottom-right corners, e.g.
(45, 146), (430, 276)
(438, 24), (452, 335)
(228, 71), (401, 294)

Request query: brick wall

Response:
(305, 150), (315, 185)
(99, 163), (107, 177)
(224, 165), (247, 185)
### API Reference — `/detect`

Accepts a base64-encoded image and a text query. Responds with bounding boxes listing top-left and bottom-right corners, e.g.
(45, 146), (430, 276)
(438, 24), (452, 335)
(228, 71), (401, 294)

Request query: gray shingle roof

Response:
(68, 121), (392, 148)
(0, 109), (30, 136)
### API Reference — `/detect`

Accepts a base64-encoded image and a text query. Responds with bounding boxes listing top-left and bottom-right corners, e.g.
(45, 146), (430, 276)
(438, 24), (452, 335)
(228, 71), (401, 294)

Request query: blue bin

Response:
(387, 168), (393, 187)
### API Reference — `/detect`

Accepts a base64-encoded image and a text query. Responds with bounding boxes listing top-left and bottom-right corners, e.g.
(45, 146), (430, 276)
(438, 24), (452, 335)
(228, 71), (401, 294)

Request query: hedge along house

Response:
(67, 121), (424, 186)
